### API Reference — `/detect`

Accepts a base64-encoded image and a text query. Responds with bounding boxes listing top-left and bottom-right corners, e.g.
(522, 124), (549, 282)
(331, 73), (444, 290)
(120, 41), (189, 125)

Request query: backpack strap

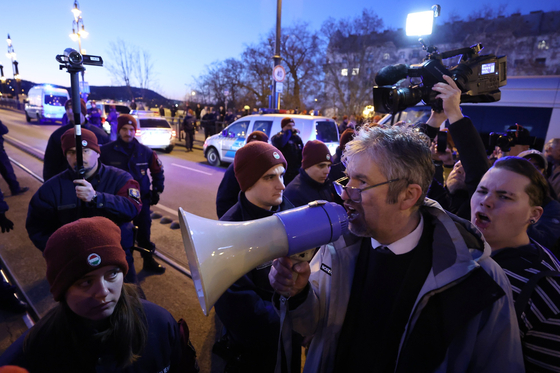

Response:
(514, 270), (560, 319)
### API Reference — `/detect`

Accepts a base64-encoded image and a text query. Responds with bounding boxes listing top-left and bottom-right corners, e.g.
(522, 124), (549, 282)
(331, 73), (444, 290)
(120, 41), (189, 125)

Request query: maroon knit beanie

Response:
(44, 217), (128, 302)
(234, 142), (287, 191)
(60, 127), (100, 155)
(64, 98), (87, 116)
(117, 114), (138, 133)
(246, 131), (269, 144)
(302, 140), (332, 170)
(339, 128), (355, 151)
(281, 117), (294, 129)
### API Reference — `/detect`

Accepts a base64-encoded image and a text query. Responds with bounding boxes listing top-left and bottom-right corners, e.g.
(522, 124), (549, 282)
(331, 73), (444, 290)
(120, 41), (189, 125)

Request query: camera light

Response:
(406, 10), (434, 36)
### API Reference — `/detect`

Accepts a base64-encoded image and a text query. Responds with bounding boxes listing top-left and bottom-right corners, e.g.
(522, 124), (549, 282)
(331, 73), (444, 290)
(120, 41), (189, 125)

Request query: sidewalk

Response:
(172, 128), (207, 151)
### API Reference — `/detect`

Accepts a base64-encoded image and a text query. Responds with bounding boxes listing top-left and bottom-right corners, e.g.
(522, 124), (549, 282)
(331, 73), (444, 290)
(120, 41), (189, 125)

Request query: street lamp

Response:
(69, 0), (88, 100)
(0, 64), (5, 97)
(69, 1), (88, 55)
(6, 34), (21, 107)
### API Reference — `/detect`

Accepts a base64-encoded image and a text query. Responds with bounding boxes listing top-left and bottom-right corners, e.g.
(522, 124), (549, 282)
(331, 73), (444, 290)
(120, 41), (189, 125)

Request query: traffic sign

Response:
(273, 65), (286, 83)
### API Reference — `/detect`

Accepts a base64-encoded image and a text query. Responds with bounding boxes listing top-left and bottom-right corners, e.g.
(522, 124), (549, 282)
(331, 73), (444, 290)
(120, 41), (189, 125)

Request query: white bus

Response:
(25, 85), (69, 123)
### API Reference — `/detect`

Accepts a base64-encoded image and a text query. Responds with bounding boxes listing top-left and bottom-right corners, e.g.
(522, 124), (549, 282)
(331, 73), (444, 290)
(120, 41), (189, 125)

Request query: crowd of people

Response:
(1, 73), (560, 372)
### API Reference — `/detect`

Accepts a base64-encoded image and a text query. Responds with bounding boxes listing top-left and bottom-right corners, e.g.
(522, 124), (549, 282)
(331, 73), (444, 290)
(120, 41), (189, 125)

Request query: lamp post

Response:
(69, 0), (88, 100)
(271, 0), (283, 111)
(0, 64), (5, 97)
(6, 34), (21, 108)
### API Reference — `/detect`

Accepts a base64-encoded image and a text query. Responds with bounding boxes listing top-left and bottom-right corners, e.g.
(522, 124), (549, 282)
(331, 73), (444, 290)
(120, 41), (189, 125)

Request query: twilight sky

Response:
(1, 0), (557, 100)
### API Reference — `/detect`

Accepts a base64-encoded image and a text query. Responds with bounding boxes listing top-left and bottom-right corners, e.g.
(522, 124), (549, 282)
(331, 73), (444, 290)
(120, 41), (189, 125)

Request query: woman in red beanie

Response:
(0, 217), (198, 373)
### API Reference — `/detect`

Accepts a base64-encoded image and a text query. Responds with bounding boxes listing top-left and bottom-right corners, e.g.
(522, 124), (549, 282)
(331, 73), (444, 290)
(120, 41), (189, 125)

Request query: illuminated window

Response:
(537, 40), (549, 50)
(341, 69), (348, 76)
(352, 68), (359, 75)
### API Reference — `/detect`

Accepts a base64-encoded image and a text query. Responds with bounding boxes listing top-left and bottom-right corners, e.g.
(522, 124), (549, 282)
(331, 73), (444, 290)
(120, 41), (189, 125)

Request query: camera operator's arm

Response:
(433, 75), (489, 197)
(425, 110), (447, 140)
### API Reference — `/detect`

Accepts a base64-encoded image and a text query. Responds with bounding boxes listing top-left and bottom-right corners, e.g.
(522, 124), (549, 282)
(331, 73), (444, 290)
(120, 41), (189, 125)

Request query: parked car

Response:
(203, 114), (340, 167)
(85, 101), (131, 134)
(25, 85), (69, 123)
(132, 111), (175, 153)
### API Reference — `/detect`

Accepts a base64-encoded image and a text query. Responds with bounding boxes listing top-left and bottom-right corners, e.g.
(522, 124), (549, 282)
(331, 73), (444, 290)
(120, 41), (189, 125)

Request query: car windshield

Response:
(103, 105), (131, 115)
(315, 121), (338, 143)
(44, 95), (67, 106)
(139, 119), (171, 128)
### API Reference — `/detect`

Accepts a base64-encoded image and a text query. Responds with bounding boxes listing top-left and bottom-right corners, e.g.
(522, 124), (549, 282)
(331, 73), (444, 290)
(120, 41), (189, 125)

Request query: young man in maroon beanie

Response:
(214, 141), (302, 373)
(43, 98), (109, 181)
(100, 114), (166, 274)
(271, 117), (303, 186)
(284, 140), (334, 207)
(26, 128), (142, 284)
(215, 130), (269, 218)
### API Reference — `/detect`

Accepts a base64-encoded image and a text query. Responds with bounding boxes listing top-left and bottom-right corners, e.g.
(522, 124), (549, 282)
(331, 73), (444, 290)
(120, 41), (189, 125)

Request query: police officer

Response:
(0, 120), (28, 195)
(26, 128), (142, 284)
(87, 100), (102, 127)
(100, 114), (166, 274)
(271, 117), (303, 186)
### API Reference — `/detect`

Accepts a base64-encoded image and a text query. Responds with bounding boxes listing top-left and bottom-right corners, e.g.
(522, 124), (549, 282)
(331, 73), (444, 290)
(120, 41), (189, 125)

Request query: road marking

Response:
(154, 203), (178, 217)
(171, 163), (213, 175)
(5, 135), (45, 155)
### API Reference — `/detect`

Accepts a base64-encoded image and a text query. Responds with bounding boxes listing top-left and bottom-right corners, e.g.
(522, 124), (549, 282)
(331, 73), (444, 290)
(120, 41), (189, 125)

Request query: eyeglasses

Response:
(333, 176), (400, 203)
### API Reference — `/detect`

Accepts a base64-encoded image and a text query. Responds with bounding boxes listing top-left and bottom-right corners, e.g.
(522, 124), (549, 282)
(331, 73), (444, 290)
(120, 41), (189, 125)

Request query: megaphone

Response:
(179, 201), (348, 316)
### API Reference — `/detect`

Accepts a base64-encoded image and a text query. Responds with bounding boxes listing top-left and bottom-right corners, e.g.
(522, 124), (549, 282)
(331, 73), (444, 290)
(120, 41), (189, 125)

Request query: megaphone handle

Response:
(288, 248), (316, 283)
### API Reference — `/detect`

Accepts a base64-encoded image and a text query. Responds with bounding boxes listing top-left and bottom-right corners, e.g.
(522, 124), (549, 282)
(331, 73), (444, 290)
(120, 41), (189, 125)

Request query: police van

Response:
(25, 85), (69, 123)
(378, 76), (560, 151)
(203, 114), (340, 167)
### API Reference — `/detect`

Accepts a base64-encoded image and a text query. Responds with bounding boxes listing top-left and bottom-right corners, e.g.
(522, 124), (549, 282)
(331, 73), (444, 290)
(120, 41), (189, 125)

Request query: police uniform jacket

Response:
(26, 163), (141, 251)
(100, 138), (164, 200)
(271, 129), (303, 179)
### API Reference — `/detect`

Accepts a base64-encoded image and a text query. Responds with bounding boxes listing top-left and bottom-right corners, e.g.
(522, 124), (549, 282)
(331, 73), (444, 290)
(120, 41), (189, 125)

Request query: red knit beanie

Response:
(234, 142), (287, 191)
(60, 127), (100, 155)
(44, 217), (128, 302)
(302, 140), (332, 170)
(64, 98), (87, 116)
(339, 128), (355, 151)
(281, 117), (294, 129)
(0, 367), (29, 373)
(246, 131), (269, 144)
(117, 114), (138, 133)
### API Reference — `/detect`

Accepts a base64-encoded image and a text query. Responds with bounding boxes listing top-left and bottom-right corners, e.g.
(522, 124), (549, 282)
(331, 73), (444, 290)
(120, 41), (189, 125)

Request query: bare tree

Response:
(320, 9), (384, 116)
(241, 40), (274, 108)
(271, 22), (322, 110)
(106, 39), (157, 99)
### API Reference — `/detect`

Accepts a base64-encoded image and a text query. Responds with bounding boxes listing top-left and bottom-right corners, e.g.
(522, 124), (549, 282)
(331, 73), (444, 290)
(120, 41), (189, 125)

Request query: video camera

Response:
(56, 48), (103, 72)
(373, 43), (507, 113)
(489, 125), (533, 152)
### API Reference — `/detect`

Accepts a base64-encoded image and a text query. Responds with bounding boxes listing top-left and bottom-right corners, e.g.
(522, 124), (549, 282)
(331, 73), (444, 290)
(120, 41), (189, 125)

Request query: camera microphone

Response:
(375, 64), (409, 86)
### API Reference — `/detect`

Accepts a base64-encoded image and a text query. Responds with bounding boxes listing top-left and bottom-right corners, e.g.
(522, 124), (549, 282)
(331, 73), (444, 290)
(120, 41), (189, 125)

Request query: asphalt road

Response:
(0, 108), (230, 372)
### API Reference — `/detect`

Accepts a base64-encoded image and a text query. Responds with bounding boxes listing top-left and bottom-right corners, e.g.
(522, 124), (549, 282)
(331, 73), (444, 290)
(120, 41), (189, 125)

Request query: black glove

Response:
(0, 213), (14, 233)
(150, 191), (160, 206)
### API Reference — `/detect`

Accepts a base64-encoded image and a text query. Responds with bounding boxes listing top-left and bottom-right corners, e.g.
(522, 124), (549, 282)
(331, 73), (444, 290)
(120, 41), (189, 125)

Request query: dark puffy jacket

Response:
(217, 193), (302, 372)
(43, 121), (110, 181)
(215, 163), (240, 218)
(26, 164), (141, 251)
(100, 138), (164, 199)
(284, 168), (334, 207)
(0, 300), (186, 373)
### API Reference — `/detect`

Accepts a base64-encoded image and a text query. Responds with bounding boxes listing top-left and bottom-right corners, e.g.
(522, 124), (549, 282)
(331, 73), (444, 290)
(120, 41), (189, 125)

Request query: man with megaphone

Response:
(213, 141), (303, 373)
(269, 116), (524, 370)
